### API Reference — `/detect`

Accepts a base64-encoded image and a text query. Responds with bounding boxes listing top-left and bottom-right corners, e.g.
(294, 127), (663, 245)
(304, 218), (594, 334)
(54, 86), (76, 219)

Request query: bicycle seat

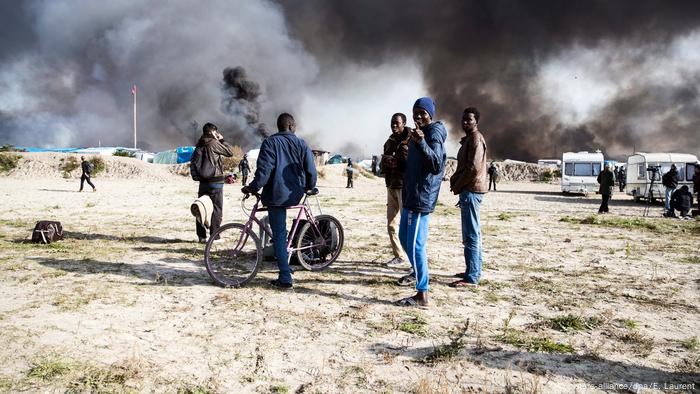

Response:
(305, 187), (319, 196)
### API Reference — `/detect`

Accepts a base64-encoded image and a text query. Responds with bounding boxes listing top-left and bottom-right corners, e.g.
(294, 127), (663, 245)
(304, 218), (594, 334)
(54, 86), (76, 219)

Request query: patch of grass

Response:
(396, 312), (427, 336)
(497, 212), (515, 221)
(496, 328), (575, 353)
(680, 255), (700, 264)
(548, 314), (602, 332)
(680, 336), (698, 350)
(615, 330), (655, 357)
(269, 384), (290, 393)
(0, 152), (21, 173)
(560, 215), (659, 231)
(177, 385), (212, 394)
(51, 288), (101, 311)
(0, 218), (32, 228)
(422, 320), (470, 364)
(27, 357), (72, 380)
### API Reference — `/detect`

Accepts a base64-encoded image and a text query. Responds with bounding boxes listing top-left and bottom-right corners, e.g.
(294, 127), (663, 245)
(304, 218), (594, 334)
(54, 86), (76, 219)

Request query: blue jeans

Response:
(664, 187), (675, 211)
(268, 207), (292, 284)
(399, 209), (430, 292)
(460, 191), (484, 284)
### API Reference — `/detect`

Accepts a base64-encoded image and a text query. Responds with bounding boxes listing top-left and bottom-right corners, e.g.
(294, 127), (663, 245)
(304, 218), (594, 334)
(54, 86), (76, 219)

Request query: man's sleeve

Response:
(304, 144), (317, 190)
(213, 140), (234, 157)
(416, 135), (445, 175)
(247, 140), (273, 192)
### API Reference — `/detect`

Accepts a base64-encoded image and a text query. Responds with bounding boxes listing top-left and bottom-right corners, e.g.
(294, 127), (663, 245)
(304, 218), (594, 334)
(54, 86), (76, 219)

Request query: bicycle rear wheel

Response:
(294, 214), (344, 271)
(204, 223), (262, 287)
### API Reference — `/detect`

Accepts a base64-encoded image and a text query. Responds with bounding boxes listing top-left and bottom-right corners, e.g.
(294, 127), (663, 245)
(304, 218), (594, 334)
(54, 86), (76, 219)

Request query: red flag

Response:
(131, 84), (137, 95)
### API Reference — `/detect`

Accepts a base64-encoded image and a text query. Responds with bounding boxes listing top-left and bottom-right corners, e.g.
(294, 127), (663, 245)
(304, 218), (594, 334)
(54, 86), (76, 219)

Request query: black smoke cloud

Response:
(0, 0), (316, 151)
(277, 0), (700, 160)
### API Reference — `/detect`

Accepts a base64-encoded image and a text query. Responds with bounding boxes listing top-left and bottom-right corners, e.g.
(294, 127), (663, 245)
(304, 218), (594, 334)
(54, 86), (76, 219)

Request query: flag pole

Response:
(132, 84), (137, 149)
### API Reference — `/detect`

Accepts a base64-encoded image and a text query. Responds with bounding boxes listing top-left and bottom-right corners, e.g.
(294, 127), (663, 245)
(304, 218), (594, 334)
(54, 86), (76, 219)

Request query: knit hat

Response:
(413, 97), (436, 119)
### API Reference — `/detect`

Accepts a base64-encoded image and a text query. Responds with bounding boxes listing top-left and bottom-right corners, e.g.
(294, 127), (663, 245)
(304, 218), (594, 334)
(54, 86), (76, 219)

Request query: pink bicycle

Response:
(204, 188), (344, 287)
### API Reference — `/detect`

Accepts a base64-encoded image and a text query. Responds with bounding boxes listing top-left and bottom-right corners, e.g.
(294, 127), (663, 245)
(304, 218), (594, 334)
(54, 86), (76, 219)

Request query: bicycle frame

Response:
(239, 194), (322, 254)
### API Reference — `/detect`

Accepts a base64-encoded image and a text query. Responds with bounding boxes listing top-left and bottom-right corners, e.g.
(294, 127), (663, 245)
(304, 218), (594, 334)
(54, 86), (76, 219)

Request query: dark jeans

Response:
(489, 177), (497, 191)
(241, 171), (248, 186)
(268, 207), (292, 284)
(619, 182), (625, 192)
(79, 174), (95, 191)
(196, 183), (223, 240)
(346, 176), (353, 188)
(599, 194), (610, 213)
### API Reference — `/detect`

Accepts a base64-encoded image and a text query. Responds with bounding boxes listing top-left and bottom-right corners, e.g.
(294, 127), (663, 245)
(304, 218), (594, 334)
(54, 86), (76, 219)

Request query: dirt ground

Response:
(0, 156), (699, 393)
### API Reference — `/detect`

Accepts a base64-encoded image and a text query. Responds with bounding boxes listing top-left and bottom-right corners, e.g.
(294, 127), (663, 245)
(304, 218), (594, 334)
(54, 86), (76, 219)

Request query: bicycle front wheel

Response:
(204, 223), (262, 287)
(294, 214), (344, 271)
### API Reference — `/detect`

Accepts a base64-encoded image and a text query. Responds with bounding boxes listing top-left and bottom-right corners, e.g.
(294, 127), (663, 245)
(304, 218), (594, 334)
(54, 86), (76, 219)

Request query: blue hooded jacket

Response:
(247, 131), (317, 207)
(402, 121), (447, 213)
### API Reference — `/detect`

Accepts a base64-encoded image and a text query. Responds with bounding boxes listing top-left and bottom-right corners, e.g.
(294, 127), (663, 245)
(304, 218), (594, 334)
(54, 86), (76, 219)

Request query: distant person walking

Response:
(670, 185), (693, 218)
(597, 164), (615, 214)
(345, 159), (354, 188)
(190, 122), (233, 243)
(78, 156), (96, 192)
(380, 113), (410, 268)
(618, 166), (626, 192)
(242, 113), (317, 289)
(449, 107), (488, 287)
(395, 97), (447, 308)
(487, 161), (499, 191)
(662, 164), (679, 217)
(239, 154), (250, 185)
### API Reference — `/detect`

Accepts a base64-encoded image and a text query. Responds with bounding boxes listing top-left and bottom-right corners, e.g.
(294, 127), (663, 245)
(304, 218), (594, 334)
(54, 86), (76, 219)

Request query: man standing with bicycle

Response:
(242, 113), (317, 289)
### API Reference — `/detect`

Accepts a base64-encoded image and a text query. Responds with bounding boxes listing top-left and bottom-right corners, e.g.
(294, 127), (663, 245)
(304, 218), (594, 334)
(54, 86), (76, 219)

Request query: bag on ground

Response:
(31, 221), (64, 244)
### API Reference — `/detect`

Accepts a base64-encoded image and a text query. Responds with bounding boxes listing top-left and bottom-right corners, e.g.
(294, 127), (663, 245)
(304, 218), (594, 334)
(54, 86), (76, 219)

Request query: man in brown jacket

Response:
(449, 107), (488, 287)
(380, 113), (410, 267)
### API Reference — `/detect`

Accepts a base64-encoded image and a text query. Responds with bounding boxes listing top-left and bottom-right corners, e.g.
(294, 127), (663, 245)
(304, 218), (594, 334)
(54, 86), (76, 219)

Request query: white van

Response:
(626, 152), (698, 201)
(561, 151), (605, 194)
(537, 159), (562, 169)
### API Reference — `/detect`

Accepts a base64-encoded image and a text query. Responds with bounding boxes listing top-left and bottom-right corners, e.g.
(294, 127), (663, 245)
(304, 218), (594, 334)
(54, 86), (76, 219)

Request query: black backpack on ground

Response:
(31, 221), (64, 244)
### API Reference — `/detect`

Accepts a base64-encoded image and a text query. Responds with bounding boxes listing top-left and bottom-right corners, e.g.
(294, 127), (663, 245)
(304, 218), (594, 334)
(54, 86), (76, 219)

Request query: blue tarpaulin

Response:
(176, 146), (195, 163)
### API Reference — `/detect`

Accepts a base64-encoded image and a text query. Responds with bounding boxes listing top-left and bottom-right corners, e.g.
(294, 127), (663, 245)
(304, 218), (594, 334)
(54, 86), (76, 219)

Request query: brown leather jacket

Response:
(380, 128), (409, 189)
(450, 130), (488, 194)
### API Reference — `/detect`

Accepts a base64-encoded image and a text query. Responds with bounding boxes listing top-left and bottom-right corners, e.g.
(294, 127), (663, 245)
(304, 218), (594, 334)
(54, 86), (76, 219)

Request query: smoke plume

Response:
(278, 0), (700, 160)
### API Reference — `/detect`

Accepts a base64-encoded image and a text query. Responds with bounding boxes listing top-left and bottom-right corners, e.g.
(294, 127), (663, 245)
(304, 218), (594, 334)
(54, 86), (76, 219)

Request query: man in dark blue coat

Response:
(395, 97), (447, 307)
(242, 113), (317, 289)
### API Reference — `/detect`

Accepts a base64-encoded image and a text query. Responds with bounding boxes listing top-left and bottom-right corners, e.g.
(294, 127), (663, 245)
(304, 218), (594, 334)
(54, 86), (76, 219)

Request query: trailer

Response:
(561, 151), (604, 194)
(625, 152), (698, 201)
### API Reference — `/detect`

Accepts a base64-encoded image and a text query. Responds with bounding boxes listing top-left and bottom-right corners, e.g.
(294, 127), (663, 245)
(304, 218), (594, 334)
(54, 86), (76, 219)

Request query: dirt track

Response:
(0, 158), (698, 393)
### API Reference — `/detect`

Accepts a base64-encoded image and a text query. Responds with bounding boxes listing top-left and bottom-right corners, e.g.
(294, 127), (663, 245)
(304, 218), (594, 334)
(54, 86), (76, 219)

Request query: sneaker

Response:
(270, 279), (293, 289)
(396, 273), (416, 287)
(385, 257), (405, 267)
(212, 238), (224, 244)
(198, 237), (207, 244)
(449, 279), (479, 288)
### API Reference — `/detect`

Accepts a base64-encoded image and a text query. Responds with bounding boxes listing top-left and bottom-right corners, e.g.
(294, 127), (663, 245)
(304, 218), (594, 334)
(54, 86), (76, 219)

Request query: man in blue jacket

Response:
(395, 97), (447, 307)
(242, 113), (317, 289)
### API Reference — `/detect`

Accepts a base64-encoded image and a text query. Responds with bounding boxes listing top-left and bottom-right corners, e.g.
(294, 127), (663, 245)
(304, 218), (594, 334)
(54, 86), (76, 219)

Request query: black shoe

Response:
(396, 273), (416, 287)
(198, 237), (207, 244)
(270, 279), (293, 289)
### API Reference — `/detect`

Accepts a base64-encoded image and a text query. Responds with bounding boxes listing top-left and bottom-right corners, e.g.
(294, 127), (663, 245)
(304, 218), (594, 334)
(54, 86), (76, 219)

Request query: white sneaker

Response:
(386, 257), (405, 267)
(212, 238), (224, 244)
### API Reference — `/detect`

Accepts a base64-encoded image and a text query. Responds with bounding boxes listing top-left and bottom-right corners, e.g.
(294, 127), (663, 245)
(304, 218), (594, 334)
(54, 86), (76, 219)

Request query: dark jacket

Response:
(693, 168), (700, 194)
(238, 158), (250, 173)
(380, 127), (409, 189)
(81, 160), (92, 175)
(247, 131), (317, 207)
(662, 168), (678, 188)
(487, 163), (499, 181)
(597, 169), (615, 195)
(191, 135), (233, 183)
(450, 130), (488, 194)
(671, 188), (693, 210)
(402, 122), (447, 213)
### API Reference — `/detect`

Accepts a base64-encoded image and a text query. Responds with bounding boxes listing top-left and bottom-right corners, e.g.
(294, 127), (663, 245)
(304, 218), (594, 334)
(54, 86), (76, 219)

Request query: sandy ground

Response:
(0, 157), (699, 393)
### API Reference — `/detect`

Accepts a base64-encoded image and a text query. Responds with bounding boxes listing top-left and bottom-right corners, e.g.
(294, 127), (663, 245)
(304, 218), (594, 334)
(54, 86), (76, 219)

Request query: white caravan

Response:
(561, 151), (604, 194)
(625, 152), (698, 201)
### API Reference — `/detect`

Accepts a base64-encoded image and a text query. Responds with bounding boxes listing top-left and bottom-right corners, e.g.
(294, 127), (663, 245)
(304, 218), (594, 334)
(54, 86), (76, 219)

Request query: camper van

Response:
(625, 152), (698, 201)
(561, 151), (604, 194)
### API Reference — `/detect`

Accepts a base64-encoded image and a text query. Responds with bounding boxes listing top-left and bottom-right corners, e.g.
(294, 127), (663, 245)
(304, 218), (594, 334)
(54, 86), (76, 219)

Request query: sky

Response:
(1, 0), (700, 161)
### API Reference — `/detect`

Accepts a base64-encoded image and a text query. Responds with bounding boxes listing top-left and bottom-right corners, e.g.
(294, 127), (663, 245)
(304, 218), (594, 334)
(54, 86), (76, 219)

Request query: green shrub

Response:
(0, 153), (21, 173)
(0, 144), (25, 152)
(89, 156), (106, 174)
(60, 156), (80, 176)
(540, 170), (554, 182)
(221, 145), (244, 172)
(113, 150), (135, 157)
